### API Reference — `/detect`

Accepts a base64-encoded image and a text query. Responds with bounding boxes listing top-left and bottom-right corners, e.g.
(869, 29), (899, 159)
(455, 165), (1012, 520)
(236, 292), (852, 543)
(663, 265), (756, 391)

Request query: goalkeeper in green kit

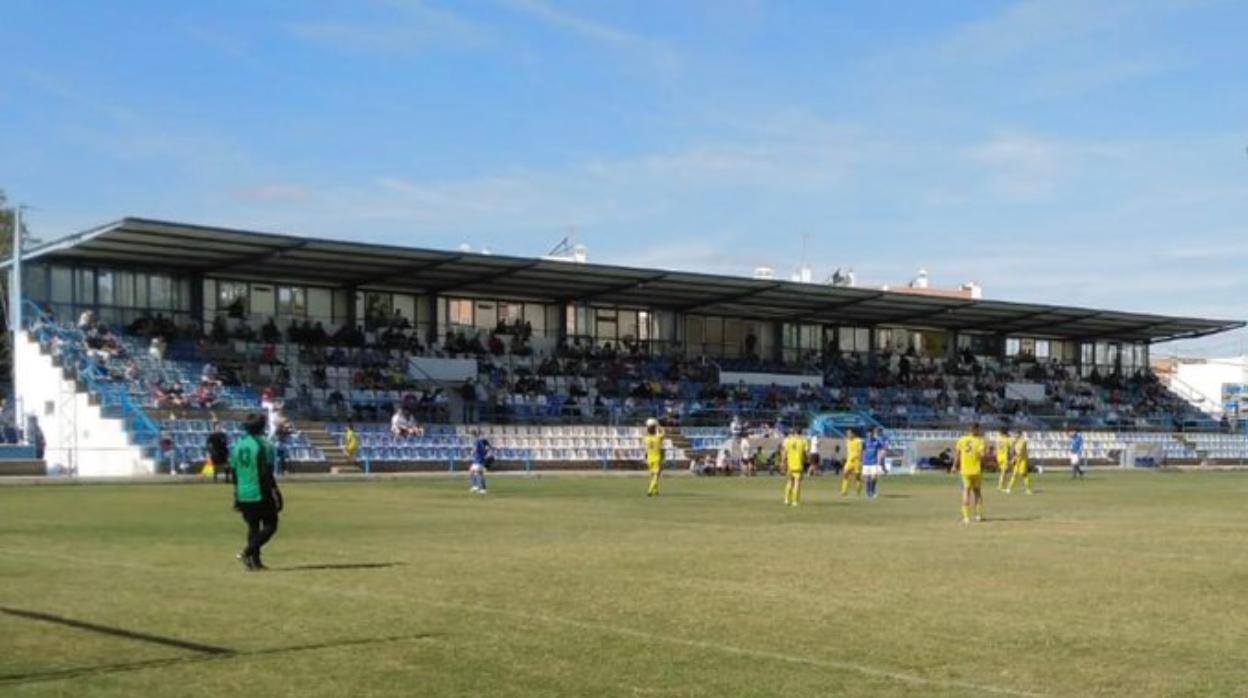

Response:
(231, 413), (284, 571)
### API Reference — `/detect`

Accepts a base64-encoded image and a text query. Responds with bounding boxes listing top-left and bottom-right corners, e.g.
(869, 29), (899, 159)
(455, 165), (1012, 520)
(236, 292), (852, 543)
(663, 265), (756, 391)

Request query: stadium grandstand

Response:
(2, 216), (1244, 477)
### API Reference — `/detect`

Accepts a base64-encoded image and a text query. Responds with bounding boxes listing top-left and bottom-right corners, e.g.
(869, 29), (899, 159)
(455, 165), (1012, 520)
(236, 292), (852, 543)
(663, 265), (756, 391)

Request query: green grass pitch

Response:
(2, 471), (1247, 697)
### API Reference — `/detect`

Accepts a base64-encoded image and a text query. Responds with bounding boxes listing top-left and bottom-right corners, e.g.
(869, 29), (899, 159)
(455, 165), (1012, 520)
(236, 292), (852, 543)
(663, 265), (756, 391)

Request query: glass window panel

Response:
(449, 299), (473, 326)
(149, 275), (172, 310)
(97, 271), (114, 306)
(218, 281), (248, 317)
(50, 266), (73, 303)
(134, 275), (149, 308)
(23, 264), (48, 303)
(75, 269), (95, 305)
(705, 316), (723, 344)
(116, 272), (135, 307)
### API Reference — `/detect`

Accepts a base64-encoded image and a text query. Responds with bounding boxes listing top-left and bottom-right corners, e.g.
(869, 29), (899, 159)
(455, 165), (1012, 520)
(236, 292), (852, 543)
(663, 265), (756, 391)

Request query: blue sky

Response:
(3, 0), (1246, 355)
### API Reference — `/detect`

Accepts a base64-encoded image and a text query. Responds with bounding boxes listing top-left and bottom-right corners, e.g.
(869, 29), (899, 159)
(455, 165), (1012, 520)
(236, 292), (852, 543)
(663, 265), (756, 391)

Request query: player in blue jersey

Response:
(1069, 429), (1085, 479)
(469, 431), (492, 495)
(863, 427), (889, 498)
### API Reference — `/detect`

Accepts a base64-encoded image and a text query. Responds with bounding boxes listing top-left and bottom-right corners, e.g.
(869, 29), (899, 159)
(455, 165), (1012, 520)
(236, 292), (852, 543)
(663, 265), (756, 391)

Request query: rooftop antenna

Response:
(547, 225), (579, 257)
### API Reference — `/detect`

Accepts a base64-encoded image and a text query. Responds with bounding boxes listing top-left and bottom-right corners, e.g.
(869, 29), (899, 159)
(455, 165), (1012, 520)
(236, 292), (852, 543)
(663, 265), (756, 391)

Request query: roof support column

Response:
(771, 320), (784, 364)
(188, 272), (204, 333)
(946, 330), (959, 364)
(557, 301), (570, 345)
(344, 285), (358, 332)
(422, 294), (438, 347)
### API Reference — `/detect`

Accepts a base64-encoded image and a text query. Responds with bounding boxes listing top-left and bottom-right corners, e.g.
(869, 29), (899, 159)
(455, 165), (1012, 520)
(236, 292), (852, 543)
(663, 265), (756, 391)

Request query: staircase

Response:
(669, 430), (694, 455)
(293, 420), (355, 474)
(1157, 370), (1219, 417)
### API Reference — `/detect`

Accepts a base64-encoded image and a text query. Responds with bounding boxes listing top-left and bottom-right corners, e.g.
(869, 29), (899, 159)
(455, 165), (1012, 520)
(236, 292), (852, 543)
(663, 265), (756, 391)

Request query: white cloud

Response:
(940, 0), (1188, 63)
(497, 0), (677, 70)
(967, 134), (1065, 203)
(233, 185), (311, 203)
(289, 1), (491, 54)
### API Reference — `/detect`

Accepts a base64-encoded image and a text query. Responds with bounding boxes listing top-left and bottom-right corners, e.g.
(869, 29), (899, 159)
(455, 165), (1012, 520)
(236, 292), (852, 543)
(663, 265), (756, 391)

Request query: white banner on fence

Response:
(720, 371), (824, 387)
(408, 357), (477, 382)
(1005, 382), (1047, 403)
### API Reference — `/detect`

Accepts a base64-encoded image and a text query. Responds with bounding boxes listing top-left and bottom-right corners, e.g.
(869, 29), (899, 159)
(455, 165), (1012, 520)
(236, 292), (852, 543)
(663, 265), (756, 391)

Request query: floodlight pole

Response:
(9, 206), (22, 441)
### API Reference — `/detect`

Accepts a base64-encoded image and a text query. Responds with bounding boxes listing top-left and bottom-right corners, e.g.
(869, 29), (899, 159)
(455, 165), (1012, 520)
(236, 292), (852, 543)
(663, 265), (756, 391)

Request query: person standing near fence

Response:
(206, 420), (232, 483)
(231, 413), (283, 571)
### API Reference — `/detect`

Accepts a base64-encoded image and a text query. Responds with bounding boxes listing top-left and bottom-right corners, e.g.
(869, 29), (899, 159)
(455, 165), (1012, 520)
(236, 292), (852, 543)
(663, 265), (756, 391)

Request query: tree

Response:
(0, 188), (33, 260)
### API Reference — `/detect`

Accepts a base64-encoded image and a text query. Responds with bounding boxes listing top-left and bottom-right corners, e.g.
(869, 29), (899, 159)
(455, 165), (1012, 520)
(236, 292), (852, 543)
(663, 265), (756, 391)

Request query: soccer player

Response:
(1006, 430), (1033, 495)
(805, 432), (821, 476)
(644, 419), (665, 497)
(343, 422), (361, 468)
(954, 423), (987, 523)
(1069, 429), (1085, 479)
(863, 427), (888, 498)
(840, 428), (864, 497)
(469, 430), (491, 494)
(995, 428), (1014, 491)
(231, 413), (283, 571)
(782, 428), (806, 506)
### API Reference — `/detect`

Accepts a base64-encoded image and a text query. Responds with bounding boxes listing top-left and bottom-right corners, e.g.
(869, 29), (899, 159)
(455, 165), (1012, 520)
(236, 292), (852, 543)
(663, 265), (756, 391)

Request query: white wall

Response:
(1173, 356), (1248, 416)
(15, 332), (155, 477)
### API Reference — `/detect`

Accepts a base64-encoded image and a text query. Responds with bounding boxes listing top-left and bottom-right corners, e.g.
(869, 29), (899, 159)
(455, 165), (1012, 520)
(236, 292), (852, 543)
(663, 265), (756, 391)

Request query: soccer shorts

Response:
(1014, 462), (1029, 475)
(787, 468), (804, 479)
(863, 465), (883, 478)
(648, 461), (662, 474)
(843, 462), (862, 474)
(961, 473), (983, 490)
(1070, 454), (1081, 466)
(469, 462), (486, 473)
(997, 459), (1010, 471)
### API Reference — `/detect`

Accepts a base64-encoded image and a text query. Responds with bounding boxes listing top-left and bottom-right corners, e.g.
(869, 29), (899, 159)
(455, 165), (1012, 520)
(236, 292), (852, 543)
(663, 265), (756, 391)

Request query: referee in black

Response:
(231, 413), (283, 570)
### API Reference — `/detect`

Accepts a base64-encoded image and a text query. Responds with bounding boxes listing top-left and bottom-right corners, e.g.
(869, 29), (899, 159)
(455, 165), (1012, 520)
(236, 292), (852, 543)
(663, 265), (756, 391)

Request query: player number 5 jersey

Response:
(956, 435), (986, 475)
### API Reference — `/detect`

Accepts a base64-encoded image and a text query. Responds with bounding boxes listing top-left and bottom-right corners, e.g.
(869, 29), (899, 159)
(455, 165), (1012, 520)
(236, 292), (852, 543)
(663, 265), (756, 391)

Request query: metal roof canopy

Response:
(7, 217), (1242, 344)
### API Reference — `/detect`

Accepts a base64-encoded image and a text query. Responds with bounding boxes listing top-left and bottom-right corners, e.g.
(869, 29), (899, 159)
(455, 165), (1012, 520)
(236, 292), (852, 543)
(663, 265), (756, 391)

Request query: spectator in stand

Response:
(261, 318), (280, 344)
(148, 336), (166, 363)
(460, 379), (479, 423)
(390, 407), (424, 438)
(260, 384), (280, 413)
(210, 315), (229, 344)
(196, 381), (222, 409)
(201, 361), (221, 385)
(77, 309), (96, 331)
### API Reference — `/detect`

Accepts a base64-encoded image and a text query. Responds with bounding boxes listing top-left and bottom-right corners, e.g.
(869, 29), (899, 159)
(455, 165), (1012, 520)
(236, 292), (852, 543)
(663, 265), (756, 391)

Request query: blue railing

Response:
(23, 300), (161, 451)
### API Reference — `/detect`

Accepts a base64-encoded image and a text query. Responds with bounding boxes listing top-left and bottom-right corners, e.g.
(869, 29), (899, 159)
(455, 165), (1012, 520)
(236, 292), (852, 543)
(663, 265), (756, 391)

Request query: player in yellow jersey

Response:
(1006, 431), (1033, 495)
(954, 423), (987, 523)
(995, 429), (1014, 491)
(643, 419), (665, 497)
(782, 428), (807, 506)
(840, 428), (865, 497)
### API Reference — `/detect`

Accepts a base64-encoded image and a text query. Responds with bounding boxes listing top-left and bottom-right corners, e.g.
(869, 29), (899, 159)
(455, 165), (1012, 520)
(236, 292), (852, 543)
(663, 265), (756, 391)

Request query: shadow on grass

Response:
(273, 562), (403, 572)
(985, 516), (1042, 522)
(0, 632), (437, 686)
